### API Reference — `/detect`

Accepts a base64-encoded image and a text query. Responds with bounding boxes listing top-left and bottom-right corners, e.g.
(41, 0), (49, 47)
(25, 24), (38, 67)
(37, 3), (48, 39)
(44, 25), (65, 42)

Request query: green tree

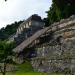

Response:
(0, 21), (23, 40)
(45, 0), (75, 26)
(0, 41), (15, 75)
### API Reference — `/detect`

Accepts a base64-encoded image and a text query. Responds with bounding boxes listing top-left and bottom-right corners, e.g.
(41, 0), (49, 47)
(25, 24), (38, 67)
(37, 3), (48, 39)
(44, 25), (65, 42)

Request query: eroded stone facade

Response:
(31, 16), (75, 73)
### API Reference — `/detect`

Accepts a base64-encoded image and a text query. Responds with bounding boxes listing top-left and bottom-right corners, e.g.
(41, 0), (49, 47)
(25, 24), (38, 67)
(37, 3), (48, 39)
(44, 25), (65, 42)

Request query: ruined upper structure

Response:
(12, 14), (44, 45)
(16, 14), (44, 35)
(8, 14), (44, 42)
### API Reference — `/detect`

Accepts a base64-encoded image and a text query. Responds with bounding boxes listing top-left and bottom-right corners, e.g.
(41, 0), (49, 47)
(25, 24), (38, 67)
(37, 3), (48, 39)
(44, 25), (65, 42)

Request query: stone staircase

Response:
(13, 27), (51, 53)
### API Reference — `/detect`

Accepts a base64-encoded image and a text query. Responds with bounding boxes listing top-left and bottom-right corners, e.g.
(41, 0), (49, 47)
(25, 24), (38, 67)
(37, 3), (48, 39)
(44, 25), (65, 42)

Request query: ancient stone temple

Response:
(10, 14), (44, 45)
(12, 15), (75, 74)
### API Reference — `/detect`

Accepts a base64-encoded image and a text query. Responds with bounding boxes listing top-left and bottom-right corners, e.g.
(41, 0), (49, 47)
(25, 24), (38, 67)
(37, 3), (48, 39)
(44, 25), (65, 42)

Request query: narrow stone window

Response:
(21, 27), (23, 31)
(18, 28), (22, 34)
(24, 25), (26, 28)
(26, 23), (29, 28)
(29, 21), (31, 26)
(19, 28), (21, 32)
(17, 29), (19, 33)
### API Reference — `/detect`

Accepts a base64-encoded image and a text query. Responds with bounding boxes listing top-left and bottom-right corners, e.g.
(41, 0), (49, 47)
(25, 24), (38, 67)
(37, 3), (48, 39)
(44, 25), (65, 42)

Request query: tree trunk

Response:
(2, 63), (6, 75)
(3, 72), (5, 75)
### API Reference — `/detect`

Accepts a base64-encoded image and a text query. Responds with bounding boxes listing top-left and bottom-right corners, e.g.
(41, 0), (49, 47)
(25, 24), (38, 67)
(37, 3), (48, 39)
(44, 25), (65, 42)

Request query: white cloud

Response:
(0, 0), (52, 28)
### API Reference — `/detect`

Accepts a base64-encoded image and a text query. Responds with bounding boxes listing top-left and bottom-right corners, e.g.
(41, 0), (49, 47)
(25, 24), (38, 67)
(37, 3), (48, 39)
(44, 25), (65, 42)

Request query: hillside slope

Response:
(0, 21), (23, 40)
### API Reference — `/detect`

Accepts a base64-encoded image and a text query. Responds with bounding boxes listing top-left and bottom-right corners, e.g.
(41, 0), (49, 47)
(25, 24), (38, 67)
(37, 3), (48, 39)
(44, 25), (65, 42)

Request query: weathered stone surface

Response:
(31, 15), (75, 73)
(11, 15), (75, 73)
(0, 63), (17, 72)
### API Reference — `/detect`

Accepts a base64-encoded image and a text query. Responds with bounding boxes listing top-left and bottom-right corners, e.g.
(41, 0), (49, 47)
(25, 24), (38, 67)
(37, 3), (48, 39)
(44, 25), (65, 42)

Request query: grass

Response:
(0, 61), (63, 75)
(4, 72), (63, 75)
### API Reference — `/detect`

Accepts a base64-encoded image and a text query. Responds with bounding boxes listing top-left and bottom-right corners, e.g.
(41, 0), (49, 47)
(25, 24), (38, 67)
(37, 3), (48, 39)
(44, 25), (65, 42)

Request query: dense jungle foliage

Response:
(0, 21), (23, 40)
(45, 0), (75, 26)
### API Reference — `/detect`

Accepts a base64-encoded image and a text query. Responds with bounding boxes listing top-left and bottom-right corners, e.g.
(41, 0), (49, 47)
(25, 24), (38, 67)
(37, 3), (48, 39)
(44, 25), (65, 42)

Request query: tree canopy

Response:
(0, 21), (23, 40)
(45, 0), (75, 26)
(0, 41), (15, 75)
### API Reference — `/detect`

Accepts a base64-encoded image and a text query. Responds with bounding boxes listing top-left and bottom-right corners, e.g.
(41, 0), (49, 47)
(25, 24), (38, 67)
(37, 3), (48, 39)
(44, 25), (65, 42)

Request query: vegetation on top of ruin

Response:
(0, 21), (24, 40)
(45, 0), (75, 26)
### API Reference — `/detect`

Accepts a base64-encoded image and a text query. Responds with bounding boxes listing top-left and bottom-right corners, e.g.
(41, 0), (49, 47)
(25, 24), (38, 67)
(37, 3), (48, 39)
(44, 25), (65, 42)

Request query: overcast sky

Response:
(0, 0), (52, 28)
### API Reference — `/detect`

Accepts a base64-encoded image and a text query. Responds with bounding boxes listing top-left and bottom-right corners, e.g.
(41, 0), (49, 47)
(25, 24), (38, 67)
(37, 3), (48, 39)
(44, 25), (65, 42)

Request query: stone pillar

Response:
(42, 46), (45, 57)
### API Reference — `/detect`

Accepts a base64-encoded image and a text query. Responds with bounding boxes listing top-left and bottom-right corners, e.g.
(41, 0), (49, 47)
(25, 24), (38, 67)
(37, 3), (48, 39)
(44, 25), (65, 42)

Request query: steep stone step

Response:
(13, 27), (50, 53)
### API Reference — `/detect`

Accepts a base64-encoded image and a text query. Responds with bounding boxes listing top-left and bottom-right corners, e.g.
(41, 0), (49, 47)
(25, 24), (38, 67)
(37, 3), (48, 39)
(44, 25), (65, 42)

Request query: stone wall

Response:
(31, 38), (75, 73)
(30, 16), (75, 73)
